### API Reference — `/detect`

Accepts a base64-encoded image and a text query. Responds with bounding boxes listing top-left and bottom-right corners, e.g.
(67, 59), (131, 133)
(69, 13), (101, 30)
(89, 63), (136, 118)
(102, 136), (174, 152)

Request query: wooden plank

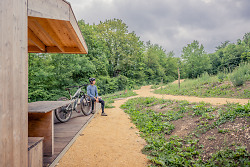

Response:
(46, 19), (71, 47)
(69, 9), (88, 54)
(0, 0), (28, 166)
(46, 46), (81, 54)
(28, 111), (54, 156)
(28, 0), (69, 21)
(28, 137), (43, 167)
(29, 101), (72, 113)
(33, 18), (65, 52)
(28, 46), (45, 53)
(28, 17), (54, 46)
(28, 28), (46, 52)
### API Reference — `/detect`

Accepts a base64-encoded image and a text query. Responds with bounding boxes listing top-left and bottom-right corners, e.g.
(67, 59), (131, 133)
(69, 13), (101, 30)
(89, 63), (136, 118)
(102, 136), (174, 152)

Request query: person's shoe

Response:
(101, 112), (107, 116)
(91, 110), (95, 114)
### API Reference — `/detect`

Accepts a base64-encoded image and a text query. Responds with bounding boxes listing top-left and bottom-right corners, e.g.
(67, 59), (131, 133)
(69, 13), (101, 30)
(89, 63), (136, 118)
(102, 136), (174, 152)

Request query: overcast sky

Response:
(69, 0), (250, 56)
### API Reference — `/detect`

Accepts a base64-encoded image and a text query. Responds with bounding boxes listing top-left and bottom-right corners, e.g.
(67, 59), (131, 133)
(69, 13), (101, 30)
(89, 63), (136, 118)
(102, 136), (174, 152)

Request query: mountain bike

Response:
(55, 84), (92, 123)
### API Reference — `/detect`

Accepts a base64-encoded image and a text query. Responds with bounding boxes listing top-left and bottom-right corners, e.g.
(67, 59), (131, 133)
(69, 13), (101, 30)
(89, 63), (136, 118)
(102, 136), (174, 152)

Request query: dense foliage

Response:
(28, 18), (249, 102)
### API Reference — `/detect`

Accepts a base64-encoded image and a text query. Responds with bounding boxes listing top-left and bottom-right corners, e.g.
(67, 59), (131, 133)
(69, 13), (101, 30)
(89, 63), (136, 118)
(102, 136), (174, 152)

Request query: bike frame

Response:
(65, 87), (81, 111)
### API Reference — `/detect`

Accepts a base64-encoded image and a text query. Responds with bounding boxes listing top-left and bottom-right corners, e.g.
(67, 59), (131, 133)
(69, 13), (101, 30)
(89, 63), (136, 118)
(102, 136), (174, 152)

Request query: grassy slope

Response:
(121, 97), (250, 166)
(154, 64), (250, 99)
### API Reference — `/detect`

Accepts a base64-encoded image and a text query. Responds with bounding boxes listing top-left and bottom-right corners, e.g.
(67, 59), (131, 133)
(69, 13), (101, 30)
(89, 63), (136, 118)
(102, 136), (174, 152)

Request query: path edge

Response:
(50, 104), (101, 167)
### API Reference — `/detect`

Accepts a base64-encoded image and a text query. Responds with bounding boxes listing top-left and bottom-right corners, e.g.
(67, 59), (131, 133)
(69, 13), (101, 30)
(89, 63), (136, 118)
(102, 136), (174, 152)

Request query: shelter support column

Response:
(0, 0), (28, 166)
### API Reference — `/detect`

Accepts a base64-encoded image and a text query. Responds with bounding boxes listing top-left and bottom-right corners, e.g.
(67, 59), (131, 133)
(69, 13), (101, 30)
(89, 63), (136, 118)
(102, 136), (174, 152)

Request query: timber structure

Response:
(0, 0), (88, 166)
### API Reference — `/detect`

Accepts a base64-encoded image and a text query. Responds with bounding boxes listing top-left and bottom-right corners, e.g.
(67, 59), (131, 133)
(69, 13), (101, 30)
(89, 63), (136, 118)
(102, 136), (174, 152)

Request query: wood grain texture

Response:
(28, 0), (69, 21)
(28, 137), (43, 167)
(27, 0), (88, 54)
(0, 0), (28, 166)
(28, 111), (54, 156)
(28, 101), (72, 113)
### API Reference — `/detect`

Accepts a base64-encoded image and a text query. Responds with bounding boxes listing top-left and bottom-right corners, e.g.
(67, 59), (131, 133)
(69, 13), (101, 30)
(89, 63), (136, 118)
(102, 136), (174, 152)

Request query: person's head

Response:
(89, 78), (96, 85)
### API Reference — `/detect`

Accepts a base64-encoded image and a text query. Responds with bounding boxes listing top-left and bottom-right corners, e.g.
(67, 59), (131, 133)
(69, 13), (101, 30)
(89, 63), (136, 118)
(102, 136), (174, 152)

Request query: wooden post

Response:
(0, 0), (28, 166)
(161, 78), (163, 90)
(178, 67), (180, 89)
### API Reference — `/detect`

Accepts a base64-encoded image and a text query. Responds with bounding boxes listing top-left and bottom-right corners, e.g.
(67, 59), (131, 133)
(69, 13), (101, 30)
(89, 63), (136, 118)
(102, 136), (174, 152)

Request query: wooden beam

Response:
(31, 18), (65, 52)
(46, 46), (81, 53)
(64, 21), (86, 53)
(46, 46), (61, 53)
(69, 8), (88, 54)
(28, 28), (46, 52)
(28, 46), (45, 53)
(28, 17), (54, 46)
(1, 0), (28, 166)
(28, 0), (70, 21)
(64, 47), (81, 53)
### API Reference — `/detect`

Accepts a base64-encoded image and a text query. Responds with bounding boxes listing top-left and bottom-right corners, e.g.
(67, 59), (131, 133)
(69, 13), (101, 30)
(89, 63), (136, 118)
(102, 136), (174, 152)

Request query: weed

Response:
(218, 128), (229, 134)
(121, 97), (250, 166)
(207, 136), (216, 140)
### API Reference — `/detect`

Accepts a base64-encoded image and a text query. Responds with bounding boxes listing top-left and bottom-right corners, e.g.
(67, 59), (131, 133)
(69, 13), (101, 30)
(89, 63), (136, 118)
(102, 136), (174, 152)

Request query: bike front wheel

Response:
(81, 95), (92, 116)
(55, 97), (72, 123)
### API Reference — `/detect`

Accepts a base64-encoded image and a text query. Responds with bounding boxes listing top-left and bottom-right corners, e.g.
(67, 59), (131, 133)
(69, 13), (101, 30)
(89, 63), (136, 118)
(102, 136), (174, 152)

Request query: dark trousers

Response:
(91, 97), (105, 113)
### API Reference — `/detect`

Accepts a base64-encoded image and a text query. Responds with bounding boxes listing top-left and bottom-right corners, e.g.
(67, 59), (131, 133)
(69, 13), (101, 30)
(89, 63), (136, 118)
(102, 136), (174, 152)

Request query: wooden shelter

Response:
(0, 0), (88, 166)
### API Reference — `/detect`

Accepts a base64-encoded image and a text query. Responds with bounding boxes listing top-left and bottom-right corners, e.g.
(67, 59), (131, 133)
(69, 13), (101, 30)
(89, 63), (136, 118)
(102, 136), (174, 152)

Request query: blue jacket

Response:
(87, 85), (98, 98)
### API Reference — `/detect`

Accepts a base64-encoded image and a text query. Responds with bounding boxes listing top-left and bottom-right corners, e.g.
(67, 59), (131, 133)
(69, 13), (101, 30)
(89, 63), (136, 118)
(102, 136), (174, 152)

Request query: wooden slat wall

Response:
(0, 0), (28, 166)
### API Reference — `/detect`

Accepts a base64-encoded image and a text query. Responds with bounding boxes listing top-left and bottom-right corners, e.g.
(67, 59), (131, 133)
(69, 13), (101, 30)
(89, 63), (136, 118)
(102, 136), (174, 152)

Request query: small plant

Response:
(207, 135), (216, 140)
(160, 104), (168, 109)
(218, 128), (229, 134)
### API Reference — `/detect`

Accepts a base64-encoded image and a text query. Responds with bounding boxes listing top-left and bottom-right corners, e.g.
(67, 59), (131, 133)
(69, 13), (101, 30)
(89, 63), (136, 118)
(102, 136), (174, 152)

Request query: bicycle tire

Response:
(55, 97), (72, 123)
(80, 95), (92, 116)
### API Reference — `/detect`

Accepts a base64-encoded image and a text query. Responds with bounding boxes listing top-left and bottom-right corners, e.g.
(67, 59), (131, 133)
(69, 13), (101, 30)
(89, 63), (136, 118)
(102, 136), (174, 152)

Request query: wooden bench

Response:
(28, 137), (44, 167)
(28, 101), (72, 156)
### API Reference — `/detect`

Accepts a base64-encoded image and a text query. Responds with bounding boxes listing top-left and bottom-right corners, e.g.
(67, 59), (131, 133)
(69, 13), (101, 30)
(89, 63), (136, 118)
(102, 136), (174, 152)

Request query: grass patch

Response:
(153, 63), (250, 99)
(121, 97), (250, 166)
(102, 90), (137, 108)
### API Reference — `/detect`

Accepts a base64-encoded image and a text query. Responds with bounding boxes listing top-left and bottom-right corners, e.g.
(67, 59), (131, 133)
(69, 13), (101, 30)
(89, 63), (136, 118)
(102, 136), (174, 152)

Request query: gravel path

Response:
(57, 85), (249, 167)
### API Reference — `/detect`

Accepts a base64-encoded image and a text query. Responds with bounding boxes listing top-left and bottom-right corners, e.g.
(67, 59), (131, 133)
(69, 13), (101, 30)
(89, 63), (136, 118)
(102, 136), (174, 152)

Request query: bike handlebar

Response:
(65, 84), (89, 90)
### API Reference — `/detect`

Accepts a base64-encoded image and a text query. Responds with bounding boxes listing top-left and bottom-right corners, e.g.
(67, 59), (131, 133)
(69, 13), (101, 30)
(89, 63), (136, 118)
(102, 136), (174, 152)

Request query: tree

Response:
(181, 40), (211, 78)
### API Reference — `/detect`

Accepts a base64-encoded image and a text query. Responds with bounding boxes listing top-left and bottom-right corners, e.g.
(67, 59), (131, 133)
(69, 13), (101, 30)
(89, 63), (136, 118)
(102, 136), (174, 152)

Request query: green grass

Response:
(102, 90), (137, 108)
(154, 64), (250, 99)
(121, 97), (250, 166)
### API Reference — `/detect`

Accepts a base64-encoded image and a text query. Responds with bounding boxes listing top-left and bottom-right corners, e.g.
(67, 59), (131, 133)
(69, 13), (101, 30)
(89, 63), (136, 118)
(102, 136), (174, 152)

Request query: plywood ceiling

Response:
(27, 0), (88, 54)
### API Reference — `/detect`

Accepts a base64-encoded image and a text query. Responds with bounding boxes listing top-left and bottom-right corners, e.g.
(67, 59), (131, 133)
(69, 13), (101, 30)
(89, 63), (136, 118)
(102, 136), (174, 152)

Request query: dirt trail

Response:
(57, 85), (249, 167)
(57, 97), (149, 167)
(135, 85), (249, 105)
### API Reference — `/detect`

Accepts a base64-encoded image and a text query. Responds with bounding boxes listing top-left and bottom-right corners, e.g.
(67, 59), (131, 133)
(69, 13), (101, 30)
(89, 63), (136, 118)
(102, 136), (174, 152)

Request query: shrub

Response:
(217, 72), (226, 82)
(230, 63), (249, 86)
(117, 75), (128, 90)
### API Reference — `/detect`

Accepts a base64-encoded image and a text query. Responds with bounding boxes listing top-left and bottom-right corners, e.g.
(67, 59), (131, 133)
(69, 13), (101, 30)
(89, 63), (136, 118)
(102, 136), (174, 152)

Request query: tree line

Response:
(28, 19), (249, 102)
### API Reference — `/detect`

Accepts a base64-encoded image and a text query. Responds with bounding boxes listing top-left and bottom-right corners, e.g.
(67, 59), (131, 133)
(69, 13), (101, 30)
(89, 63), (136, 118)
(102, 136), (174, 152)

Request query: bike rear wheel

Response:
(55, 97), (72, 123)
(81, 95), (92, 116)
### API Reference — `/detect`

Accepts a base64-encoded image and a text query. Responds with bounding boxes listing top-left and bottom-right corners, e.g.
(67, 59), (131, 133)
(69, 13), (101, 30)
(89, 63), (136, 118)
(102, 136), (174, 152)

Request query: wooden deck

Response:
(43, 104), (101, 167)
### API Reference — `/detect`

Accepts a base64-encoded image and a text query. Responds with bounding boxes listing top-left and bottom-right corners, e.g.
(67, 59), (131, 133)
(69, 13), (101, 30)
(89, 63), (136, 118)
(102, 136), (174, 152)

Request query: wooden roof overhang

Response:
(28, 0), (88, 54)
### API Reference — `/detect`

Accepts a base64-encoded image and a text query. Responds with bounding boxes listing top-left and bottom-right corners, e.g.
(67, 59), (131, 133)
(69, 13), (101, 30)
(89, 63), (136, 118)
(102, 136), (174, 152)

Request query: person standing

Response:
(87, 78), (107, 116)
